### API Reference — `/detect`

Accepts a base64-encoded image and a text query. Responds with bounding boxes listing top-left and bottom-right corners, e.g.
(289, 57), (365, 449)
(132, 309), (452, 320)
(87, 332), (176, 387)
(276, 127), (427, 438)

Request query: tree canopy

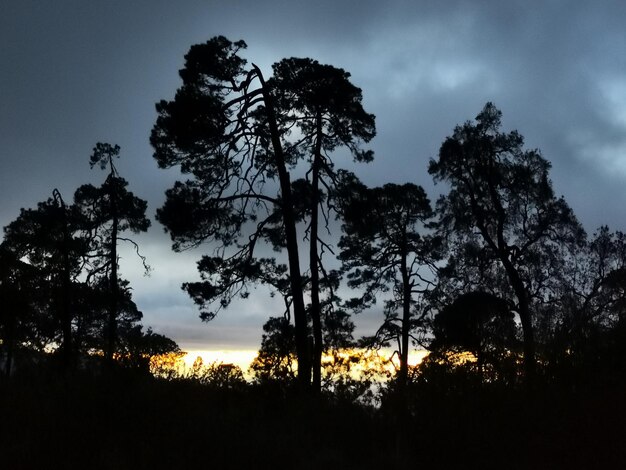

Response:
(428, 102), (584, 383)
(338, 178), (439, 388)
(151, 36), (375, 390)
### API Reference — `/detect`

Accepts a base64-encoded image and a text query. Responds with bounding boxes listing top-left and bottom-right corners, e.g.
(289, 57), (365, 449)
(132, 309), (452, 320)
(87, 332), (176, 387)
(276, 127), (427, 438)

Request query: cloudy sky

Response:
(2, 0), (626, 353)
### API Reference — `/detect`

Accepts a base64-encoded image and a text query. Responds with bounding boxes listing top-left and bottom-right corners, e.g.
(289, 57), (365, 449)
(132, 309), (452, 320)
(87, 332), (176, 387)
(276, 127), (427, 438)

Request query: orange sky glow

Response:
(158, 348), (430, 380)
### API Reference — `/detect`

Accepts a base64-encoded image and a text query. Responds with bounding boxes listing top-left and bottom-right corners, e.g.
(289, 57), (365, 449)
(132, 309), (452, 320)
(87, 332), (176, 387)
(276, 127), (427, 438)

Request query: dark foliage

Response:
(338, 178), (440, 388)
(4, 35), (626, 469)
(429, 102), (584, 383)
(2, 370), (625, 469)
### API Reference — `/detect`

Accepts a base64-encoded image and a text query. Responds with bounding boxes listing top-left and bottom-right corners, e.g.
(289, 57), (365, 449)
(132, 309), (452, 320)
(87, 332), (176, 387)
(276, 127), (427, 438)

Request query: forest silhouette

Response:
(2, 36), (626, 468)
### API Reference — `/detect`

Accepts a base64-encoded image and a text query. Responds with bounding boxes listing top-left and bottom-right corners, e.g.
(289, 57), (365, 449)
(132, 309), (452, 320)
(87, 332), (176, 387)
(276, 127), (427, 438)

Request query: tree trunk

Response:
(398, 242), (411, 391)
(501, 257), (536, 384)
(310, 111), (323, 392)
(61, 236), (72, 369)
(254, 65), (311, 389)
(56, 191), (73, 371)
(106, 187), (119, 365)
(396, 246), (412, 462)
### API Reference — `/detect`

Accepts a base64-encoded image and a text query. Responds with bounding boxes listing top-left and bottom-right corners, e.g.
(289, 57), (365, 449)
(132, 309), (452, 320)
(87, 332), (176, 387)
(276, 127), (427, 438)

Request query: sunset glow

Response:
(150, 348), (430, 380)
(182, 349), (259, 371)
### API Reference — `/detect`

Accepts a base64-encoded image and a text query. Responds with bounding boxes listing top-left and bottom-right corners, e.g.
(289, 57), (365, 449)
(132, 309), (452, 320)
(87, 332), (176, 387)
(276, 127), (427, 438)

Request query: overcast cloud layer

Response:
(2, 1), (626, 351)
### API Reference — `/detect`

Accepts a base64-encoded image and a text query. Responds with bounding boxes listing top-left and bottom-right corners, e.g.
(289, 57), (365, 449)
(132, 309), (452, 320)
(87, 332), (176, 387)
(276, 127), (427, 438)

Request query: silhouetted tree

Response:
(71, 277), (147, 364)
(2, 191), (86, 369)
(338, 179), (439, 389)
(268, 58), (375, 389)
(152, 36), (314, 387)
(251, 316), (297, 384)
(74, 143), (150, 364)
(251, 311), (378, 403)
(184, 357), (246, 388)
(544, 226), (626, 385)
(152, 37), (374, 389)
(430, 291), (517, 381)
(118, 326), (181, 372)
(429, 103), (584, 383)
(0, 245), (41, 375)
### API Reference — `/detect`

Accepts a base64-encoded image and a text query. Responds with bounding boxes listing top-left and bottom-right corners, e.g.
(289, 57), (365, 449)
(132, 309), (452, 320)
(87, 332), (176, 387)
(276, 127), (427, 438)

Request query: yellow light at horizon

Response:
(181, 348), (429, 373)
(182, 349), (259, 371)
(401, 350), (430, 367)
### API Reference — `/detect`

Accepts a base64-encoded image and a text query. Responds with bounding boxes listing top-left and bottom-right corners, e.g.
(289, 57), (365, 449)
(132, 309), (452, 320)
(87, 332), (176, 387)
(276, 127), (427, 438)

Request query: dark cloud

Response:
(2, 1), (625, 350)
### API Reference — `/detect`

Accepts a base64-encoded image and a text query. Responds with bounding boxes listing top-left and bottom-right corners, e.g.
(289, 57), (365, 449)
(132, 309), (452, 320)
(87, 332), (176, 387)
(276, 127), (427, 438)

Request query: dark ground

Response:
(1, 373), (625, 469)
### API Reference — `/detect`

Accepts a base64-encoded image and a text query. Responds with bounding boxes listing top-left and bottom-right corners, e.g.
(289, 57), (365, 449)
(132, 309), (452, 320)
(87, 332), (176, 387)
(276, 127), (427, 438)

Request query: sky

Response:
(2, 0), (626, 354)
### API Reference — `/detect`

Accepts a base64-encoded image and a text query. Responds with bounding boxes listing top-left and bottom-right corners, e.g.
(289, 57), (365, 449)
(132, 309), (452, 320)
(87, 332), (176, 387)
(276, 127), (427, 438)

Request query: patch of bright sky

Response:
(361, 10), (497, 100)
(584, 141), (626, 176)
(572, 77), (626, 176)
(602, 78), (626, 128)
(183, 349), (259, 371)
(383, 56), (490, 99)
(181, 348), (429, 375)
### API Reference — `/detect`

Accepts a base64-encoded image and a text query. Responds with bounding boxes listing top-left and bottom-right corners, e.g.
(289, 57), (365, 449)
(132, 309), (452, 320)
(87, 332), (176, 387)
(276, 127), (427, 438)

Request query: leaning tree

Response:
(152, 36), (311, 387)
(151, 36), (375, 389)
